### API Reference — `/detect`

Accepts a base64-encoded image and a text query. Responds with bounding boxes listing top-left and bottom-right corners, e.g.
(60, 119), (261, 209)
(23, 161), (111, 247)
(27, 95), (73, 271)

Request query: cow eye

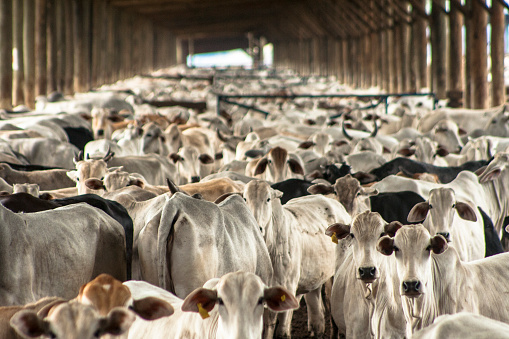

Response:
(217, 298), (224, 305)
(428, 204), (433, 209)
(257, 297), (264, 305)
(425, 245), (431, 251)
(94, 329), (101, 338)
(393, 246), (400, 252)
(49, 332), (57, 339)
(350, 233), (355, 239)
(267, 198), (271, 202)
(380, 232), (386, 237)
(452, 203), (456, 208)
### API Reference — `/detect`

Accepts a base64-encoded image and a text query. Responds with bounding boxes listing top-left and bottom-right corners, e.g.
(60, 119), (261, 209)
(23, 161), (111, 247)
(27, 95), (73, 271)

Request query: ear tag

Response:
(197, 303), (210, 319)
(331, 232), (339, 244)
(281, 294), (286, 302)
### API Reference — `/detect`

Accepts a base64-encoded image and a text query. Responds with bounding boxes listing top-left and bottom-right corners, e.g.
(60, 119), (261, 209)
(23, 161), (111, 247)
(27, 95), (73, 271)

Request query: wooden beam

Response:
(431, 0), (447, 99)
(470, 0), (488, 108)
(23, 0), (35, 107)
(449, 0), (463, 106)
(35, 0), (46, 97)
(407, 0), (430, 20)
(13, 0), (24, 106)
(491, 0), (505, 105)
(0, 0), (12, 108)
(46, 0), (57, 93)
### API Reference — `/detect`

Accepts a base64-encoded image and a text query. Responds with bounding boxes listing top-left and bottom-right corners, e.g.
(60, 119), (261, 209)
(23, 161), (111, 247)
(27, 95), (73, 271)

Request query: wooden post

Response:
(46, 0), (57, 93)
(13, 0), (24, 106)
(491, 0), (505, 106)
(414, 0), (427, 90)
(388, 27), (397, 92)
(82, 0), (91, 89)
(72, 0), (83, 92)
(431, 0), (447, 99)
(464, 0), (472, 107)
(23, 0), (35, 107)
(470, 0), (488, 108)
(394, 23), (403, 92)
(91, 0), (101, 87)
(448, 2), (463, 107)
(105, 2), (114, 83)
(35, 0), (46, 97)
(63, 0), (73, 94)
(55, 0), (65, 92)
(401, 21), (410, 92)
(0, 0), (12, 108)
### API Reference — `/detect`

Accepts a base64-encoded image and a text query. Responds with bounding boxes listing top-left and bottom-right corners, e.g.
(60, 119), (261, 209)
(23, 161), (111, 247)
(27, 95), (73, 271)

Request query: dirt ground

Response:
(290, 297), (332, 339)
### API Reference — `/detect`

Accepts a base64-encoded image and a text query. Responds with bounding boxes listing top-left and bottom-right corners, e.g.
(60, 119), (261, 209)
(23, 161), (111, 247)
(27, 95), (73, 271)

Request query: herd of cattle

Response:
(1, 64), (509, 338)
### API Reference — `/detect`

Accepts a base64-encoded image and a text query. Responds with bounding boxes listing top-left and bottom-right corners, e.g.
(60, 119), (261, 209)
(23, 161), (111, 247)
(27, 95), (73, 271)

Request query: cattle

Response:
(67, 150), (115, 194)
(246, 146), (305, 183)
(412, 312), (509, 339)
(377, 224), (509, 337)
(63, 126), (95, 152)
(85, 107), (127, 140)
(136, 192), (273, 298)
(10, 301), (135, 339)
(7, 137), (80, 169)
(12, 183), (39, 196)
(107, 153), (177, 186)
(270, 178), (313, 204)
(407, 187), (483, 261)
(125, 271), (299, 339)
(0, 297), (66, 339)
(0, 163), (76, 190)
(0, 202), (127, 306)
(367, 157), (490, 184)
(325, 212), (406, 339)
(242, 180), (351, 338)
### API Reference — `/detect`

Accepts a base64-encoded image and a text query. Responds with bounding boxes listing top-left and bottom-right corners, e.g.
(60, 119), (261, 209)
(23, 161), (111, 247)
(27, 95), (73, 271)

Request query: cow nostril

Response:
(369, 267), (376, 277)
(191, 176), (200, 183)
(437, 232), (451, 241)
(97, 129), (104, 136)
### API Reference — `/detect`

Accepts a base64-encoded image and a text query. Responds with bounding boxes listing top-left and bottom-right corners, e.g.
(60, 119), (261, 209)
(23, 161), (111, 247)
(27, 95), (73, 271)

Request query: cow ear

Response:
(182, 288), (218, 315)
(245, 149), (266, 159)
(436, 146), (449, 157)
(455, 202), (477, 222)
(325, 223), (351, 242)
(214, 192), (242, 204)
(384, 221), (403, 237)
(215, 152), (223, 160)
(360, 187), (378, 196)
(264, 286), (299, 312)
(254, 158), (269, 176)
(377, 236), (395, 256)
(288, 159), (304, 175)
(198, 154), (214, 165)
(273, 189), (284, 199)
(478, 167), (502, 183)
(131, 297), (174, 320)
(39, 193), (54, 200)
(474, 165), (488, 177)
(298, 141), (315, 149)
(307, 183), (334, 195)
(66, 170), (78, 182)
(80, 113), (92, 121)
(169, 153), (182, 163)
(430, 235), (448, 254)
(85, 178), (105, 190)
(407, 202), (430, 222)
(458, 127), (467, 136)
(10, 310), (49, 338)
(352, 172), (377, 185)
(100, 307), (136, 336)
(128, 178), (145, 188)
(398, 148), (415, 157)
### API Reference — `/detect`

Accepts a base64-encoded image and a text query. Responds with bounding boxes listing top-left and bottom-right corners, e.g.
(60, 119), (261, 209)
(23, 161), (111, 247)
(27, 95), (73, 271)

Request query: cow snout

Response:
(358, 267), (377, 282)
(402, 280), (422, 297)
(96, 129), (104, 137)
(437, 232), (451, 242)
(191, 176), (200, 183)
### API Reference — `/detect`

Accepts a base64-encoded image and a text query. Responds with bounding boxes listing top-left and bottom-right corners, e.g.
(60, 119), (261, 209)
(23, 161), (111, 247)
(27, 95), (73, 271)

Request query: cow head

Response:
(243, 180), (283, 237)
(308, 174), (377, 216)
(13, 183), (40, 197)
(407, 188), (476, 242)
(377, 224), (448, 299)
(83, 108), (125, 140)
(164, 124), (184, 154)
(182, 271), (298, 339)
(327, 212), (402, 284)
(68, 149), (116, 194)
(85, 168), (145, 193)
(478, 152), (509, 184)
(140, 122), (169, 156)
(430, 119), (464, 154)
(253, 147), (304, 183)
(170, 146), (215, 184)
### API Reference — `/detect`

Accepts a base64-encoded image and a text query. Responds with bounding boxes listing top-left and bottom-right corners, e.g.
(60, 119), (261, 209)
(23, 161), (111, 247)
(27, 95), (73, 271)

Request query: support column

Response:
(0, 0), (12, 108)
(35, 0), (46, 97)
(13, 0), (24, 106)
(414, 0), (427, 90)
(448, 2), (463, 107)
(23, 0), (35, 107)
(470, 0), (488, 108)
(46, 0), (57, 93)
(491, 0), (505, 106)
(55, 0), (65, 92)
(431, 0), (447, 99)
(63, 0), (73, 94)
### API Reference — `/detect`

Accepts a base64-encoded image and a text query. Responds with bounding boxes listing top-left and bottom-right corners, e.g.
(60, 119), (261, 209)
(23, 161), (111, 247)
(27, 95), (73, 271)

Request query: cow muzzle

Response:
(402, 280), (422, 297)
(358, 266), (377, 283)
(191, 176), (200, 183)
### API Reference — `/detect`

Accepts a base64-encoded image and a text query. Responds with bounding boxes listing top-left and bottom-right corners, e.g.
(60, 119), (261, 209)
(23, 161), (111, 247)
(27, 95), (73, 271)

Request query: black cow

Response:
(271, 179), (314, 204)
(369, 191), (426, 225)
(367, 157), (491, 183)
(63, 126), (94, 152)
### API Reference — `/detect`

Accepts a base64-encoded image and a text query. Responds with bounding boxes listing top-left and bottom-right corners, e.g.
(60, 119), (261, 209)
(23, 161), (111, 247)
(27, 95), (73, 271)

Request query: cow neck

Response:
(266, 199), (293, 286)
(481, 178), (509, 233)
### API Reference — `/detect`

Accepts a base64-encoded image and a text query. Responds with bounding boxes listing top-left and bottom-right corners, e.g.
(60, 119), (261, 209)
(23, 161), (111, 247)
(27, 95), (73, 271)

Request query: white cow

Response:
(0, 202), (126, 306)
(377, 224), (509, 337)
(407, 187), (483, 261)
(125, 271), (299, 339)
(242, 180), (351, 338)
(326, 211), (406, 339)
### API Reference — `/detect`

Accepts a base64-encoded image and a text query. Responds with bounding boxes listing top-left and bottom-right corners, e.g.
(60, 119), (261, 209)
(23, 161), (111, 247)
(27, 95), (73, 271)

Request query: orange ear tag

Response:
(197, 303), (210, 319)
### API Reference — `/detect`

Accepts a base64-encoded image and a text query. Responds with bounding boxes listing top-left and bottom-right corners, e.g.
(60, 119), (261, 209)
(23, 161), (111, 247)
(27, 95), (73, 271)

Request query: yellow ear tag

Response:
(331, 232), (339, 244)
(197, 303), (210, 319)
(281, 295), (286, 302)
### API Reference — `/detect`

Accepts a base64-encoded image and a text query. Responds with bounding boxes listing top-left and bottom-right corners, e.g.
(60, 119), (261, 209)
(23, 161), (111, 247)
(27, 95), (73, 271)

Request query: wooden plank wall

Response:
(0, 0), (178, 109)
(272, 0), (507, 109)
